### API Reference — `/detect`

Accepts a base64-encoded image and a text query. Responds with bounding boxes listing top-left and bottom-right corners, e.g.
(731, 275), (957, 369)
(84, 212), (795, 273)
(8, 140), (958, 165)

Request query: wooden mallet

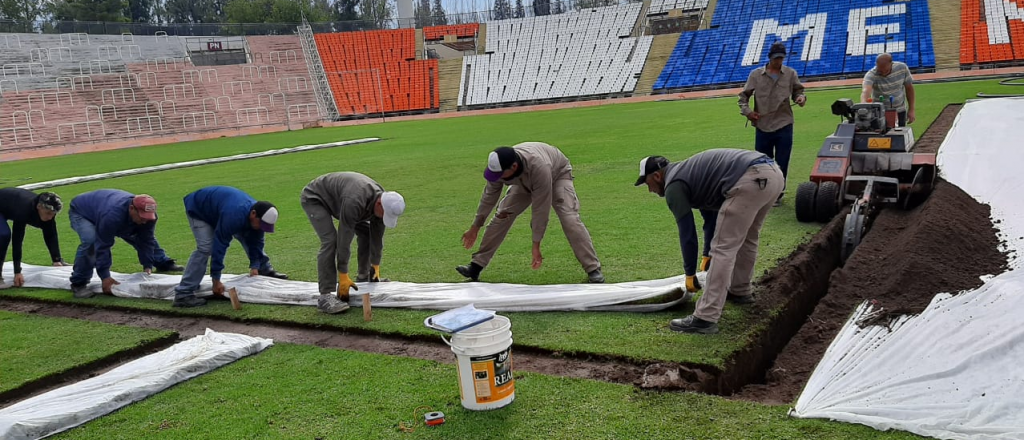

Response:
(362, 293), (372, 322)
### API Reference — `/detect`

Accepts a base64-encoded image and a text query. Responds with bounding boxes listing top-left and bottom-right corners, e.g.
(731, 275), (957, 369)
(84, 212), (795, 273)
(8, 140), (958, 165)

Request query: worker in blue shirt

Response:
(172, 186), (285, 308)
(68, 190), (183, 299)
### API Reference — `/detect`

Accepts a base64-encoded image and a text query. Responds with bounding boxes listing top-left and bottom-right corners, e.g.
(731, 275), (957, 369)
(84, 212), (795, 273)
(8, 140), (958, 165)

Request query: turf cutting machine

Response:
(795, 98), (936, 262)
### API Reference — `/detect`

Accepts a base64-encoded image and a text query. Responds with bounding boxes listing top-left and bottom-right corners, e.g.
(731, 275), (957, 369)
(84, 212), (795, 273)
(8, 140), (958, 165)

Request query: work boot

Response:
(259, 268), (289, 280)
(773, 192), (785, 207)
(71, 283), (95, 299)
(154, 260), (185, 273)
(587, 269), (605, 284)
(727, 293), (756, 305)
(0, 277), (7, 289)
(172, 295), (207, 308)
(455, 263), (483, 281)
(356, 273), (370, 283)
(318, 294), (350, 314)
(669, 315), (719, 334)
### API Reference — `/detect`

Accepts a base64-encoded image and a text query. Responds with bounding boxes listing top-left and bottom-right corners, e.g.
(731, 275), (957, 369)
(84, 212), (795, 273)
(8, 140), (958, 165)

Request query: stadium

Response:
(1, 0), (1022, 438)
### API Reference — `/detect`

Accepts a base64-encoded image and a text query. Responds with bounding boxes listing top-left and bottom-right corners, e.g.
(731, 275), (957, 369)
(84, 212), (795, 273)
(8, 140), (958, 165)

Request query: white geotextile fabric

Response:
(792, 97), (1024, 439)
(0, 330), (272, 440)
(16, 138), (379, 191)
(1, 262), (703, 312)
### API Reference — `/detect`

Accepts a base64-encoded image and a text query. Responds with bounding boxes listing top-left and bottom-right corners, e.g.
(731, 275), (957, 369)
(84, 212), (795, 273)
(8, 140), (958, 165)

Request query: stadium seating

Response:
(647, 0), (710, 16)
(960, 0), (1024, 65)
(314, 29), (439, 116)
(423, 24), (479, 41)
(653, 0), (936, 91)
(457, 4), (652, 107)
(0, 33), (319, 150)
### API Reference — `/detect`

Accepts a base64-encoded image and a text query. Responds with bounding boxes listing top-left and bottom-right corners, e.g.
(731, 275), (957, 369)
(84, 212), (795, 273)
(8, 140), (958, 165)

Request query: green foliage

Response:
(48, 0), (129, 22)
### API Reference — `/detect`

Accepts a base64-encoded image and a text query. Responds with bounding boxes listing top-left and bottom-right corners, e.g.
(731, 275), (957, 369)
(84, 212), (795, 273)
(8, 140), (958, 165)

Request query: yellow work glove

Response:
(371, 265), (381, 282)
(685, 275), (702, 293)
(337, 273), (358, 301)
(699, 256), (712, 272)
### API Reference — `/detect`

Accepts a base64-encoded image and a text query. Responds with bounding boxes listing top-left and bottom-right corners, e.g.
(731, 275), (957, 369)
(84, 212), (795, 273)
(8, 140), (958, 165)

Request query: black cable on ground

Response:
(976, 76), (1024, 98)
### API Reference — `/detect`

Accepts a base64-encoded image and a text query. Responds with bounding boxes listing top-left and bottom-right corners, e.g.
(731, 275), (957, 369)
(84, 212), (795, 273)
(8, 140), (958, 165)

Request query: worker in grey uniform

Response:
(636, 149), (784, 334)
(301, 172), (406, 314)
(458, 142), (604, 283)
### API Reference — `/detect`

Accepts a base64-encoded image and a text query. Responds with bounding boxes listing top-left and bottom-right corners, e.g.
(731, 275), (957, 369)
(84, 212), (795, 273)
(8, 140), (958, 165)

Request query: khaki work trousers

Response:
(472, 179), (601, 273)
(694, 163), (785, 322)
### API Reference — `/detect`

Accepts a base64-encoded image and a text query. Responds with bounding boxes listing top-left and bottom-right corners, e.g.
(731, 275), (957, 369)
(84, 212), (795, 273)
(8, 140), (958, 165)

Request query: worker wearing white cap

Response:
(458, 142), (604, 283)
(301, 172), (406, 314)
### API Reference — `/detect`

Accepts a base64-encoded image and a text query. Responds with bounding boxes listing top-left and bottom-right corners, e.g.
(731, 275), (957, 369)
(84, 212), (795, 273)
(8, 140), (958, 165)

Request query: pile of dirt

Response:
(734, 102), (1007, 404)
(738, 180), (1007, 404)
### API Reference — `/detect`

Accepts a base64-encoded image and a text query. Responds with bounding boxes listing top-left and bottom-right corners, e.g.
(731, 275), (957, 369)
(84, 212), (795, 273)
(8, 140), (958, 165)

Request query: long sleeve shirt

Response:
(183, 186), (263, 280)
(0, 188), (62, 273)
(738, 65), (805, 133)
(302, 172), (386, 273)
(473, 142), (573, 243)
(70, 189), (158, 279)
(663, 149), (766, 275)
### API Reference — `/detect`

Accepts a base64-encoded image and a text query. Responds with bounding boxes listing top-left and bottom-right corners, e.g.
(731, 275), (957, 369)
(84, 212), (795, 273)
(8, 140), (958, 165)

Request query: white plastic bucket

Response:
(443, 315), (515, 411)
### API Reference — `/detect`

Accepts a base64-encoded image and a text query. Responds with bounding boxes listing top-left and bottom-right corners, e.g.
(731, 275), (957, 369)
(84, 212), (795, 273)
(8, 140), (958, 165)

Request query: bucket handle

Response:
(440, 334), (453, 347)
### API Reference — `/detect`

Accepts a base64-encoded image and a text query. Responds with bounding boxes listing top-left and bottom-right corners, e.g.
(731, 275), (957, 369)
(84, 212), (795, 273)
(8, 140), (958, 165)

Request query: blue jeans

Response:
(754, 123), (793, 183)
(174, 216), (271, 299)
(119, 234), (175, 268)
(69, 209), (97, 286)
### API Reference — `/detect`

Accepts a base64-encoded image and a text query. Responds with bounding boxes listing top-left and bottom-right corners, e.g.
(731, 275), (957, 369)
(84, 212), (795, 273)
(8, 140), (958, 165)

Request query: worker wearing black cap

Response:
(457, 142), (604, 283)
(738, 41), (806, 206)
(0, 188), (66, 288)
(636, 149), (784, 334)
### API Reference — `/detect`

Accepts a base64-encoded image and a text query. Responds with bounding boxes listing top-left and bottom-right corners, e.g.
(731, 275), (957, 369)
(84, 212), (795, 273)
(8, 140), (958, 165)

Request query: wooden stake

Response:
(362, 293), (372, 322)
(228, 287), (241, 311)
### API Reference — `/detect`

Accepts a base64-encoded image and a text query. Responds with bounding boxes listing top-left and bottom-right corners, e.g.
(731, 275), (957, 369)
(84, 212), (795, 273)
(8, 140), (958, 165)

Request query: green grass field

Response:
(0, 79), (1011, 439)
(0, 310), (174, 394)
(50, 343), (921, 440)
(0, 79), (1010, 370)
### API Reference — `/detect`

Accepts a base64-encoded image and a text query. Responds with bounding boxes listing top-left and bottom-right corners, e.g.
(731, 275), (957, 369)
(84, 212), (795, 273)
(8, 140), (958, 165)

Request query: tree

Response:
(414, 0), (430, 27)
(430, 0), (445, 25)
(124, 0), (153, 22)
(359, 0), (393, 29)
(513, 0), (523, 18)
(492, 0), (511, 20)
(224, 0), (271, 22)
(0, 0), (44, 23)
(164, 0), (226, 23)
(49, 0), (129, 22)
(532, 0), (549, 16)
(331, 0), (359, 21)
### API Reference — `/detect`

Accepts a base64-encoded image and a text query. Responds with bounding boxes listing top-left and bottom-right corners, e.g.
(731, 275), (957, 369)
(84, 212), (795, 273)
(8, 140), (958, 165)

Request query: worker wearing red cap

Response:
(68, 189), (183, 299)
(457, 142), (604, 283)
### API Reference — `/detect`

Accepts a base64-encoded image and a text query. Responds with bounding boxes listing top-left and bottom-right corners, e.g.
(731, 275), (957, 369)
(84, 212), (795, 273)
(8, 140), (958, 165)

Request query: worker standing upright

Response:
(738, 41), (806, 206)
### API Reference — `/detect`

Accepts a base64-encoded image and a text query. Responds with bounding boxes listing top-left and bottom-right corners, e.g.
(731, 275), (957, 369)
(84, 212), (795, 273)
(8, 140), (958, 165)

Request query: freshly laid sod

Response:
(51, 343), (920, 440)
(0, 310), (175, 394)
(1, 79), (1008, 369)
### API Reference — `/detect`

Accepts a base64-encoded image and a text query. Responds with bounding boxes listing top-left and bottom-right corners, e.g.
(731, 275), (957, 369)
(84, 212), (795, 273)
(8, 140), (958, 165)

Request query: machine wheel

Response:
(841, 206), (867, 264)
(795, 181), (818, 223)
(903, 167), (932, 210)
(815, 181), (840, 223)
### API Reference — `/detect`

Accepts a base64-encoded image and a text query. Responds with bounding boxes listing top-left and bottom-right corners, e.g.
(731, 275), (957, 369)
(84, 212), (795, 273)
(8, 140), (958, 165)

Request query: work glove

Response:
(338, 272), (358, 301)
(685, 275), (702, 293)
(371, 265), (381, 282)
(699, 256), (712, 272)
